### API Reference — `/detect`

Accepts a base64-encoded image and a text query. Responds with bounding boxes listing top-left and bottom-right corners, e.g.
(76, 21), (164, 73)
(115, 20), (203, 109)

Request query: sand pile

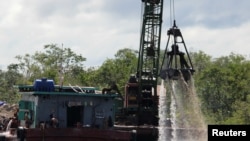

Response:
(0, 104), (18, 119)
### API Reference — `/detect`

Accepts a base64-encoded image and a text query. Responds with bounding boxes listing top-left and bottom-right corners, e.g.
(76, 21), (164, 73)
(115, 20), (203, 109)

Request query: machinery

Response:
(119, 0), (194, 126)
(160, 20), (195, 82)
(123, 0), (164, 126)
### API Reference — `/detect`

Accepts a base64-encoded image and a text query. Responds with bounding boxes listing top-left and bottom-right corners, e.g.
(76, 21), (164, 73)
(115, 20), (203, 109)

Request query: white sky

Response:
(1, 0), (250, 70)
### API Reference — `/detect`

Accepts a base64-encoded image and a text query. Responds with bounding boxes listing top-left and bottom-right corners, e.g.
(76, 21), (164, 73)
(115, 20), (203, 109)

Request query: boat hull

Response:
(17, 127), (135, 141)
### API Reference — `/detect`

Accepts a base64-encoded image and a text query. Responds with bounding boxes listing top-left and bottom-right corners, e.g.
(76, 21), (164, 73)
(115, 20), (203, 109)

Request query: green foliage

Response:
(195, 53), (250, 124)
(223, 96), (250, 124)
(0, 64), (22, 104)
(94, 48), (137, 94)
(15, 44), (86, 84)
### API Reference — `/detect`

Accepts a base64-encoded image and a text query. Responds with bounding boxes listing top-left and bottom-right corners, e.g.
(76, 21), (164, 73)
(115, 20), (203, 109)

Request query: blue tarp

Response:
(0, 101), (5, 106)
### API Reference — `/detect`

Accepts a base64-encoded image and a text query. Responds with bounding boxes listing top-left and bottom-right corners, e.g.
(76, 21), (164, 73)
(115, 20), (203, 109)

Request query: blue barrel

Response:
(33, 78), (55, 92)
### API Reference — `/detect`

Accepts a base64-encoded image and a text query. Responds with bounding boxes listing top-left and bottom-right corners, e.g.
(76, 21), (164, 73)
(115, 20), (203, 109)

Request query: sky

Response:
(1, 0), (250, 70)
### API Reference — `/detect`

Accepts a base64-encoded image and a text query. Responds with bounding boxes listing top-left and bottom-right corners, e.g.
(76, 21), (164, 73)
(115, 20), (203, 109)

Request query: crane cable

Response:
(169, 0), (176, 45)
(169, 0), (176, 27)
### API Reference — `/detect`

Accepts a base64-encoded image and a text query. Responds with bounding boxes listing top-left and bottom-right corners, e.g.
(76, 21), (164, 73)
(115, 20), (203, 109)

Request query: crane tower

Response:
(124, 0), (163, 126)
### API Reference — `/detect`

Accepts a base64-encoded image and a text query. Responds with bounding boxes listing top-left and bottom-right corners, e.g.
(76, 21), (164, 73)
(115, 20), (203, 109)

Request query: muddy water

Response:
(158, 76), (207, 141)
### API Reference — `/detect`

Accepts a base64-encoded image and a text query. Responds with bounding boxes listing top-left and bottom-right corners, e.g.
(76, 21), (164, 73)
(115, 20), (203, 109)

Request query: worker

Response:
(49, 114), (59, 128)
(10, 116), (19, 128)
(24, 112), (32, 128)
(102, 81), (120, 94)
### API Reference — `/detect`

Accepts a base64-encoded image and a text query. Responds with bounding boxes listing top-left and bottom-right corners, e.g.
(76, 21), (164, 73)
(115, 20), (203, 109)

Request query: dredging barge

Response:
(7, 78), (136, 141)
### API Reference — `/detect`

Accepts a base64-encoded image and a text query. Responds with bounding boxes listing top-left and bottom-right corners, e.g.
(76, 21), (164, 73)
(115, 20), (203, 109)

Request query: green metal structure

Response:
(125, 0), (164, 126)
(137, 0), (163, 95)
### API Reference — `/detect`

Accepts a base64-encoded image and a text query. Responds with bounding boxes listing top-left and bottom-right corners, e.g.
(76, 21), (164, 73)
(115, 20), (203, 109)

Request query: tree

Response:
(195, 53), (250, 124)
(0, 64), (22, 103)
(15, 44), (86, 85)
(95, 48), (137, 95)
(190, 51), (212, 75)
(224, 96), (250, 124)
